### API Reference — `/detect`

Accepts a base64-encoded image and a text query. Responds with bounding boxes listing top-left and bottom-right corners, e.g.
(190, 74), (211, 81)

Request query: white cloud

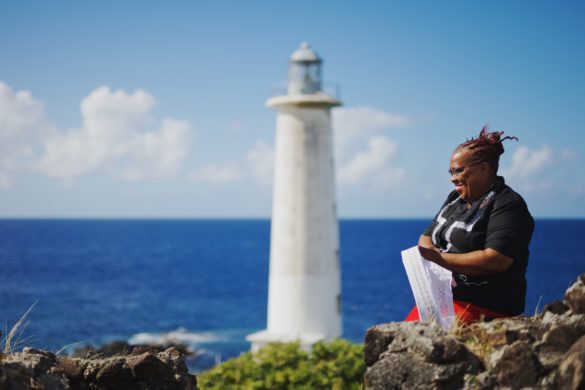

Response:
(502, 145), (553, 181)
(37, 86), (192, 180)
(373, 165), (408, 190)
(501, 145), (554, 191)
(338, 136), (405, 188)
(333, 106), (411, 159)
(333, 106), (411, 134)
(187, 141), (274, 185)
(189, 163), (243, 183)
(0, 174), (12, 190)
(245, 141), (274, 185)
(81, 86), (155, 140)
(329, 106), (411, 191)
(123, 118), (191, 180)
(0, 82), (52, 187)
(500, 145), (585, 197)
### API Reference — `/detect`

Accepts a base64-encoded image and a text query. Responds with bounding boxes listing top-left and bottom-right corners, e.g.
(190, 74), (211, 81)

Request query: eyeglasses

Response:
(448, 163), (480, 177)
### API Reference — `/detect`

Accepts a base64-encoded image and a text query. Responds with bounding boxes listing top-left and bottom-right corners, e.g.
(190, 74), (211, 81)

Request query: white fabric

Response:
(401, 246), (455, 329)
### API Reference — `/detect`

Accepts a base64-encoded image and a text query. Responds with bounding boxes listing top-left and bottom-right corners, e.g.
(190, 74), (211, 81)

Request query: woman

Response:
(408, 126), (534, 324)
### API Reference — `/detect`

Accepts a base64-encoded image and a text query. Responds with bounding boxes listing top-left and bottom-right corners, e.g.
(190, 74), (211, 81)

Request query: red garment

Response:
(405, 300), (510, 325)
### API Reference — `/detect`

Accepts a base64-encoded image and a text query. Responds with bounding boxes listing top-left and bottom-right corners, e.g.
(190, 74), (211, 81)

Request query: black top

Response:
(423, 177), (534, 315)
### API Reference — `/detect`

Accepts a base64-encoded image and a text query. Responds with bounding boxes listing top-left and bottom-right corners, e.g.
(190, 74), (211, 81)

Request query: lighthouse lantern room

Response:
(288, 42), (322, 95)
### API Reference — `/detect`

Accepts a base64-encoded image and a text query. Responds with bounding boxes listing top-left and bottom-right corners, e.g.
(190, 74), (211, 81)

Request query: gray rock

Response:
(557, 335), (585, 390)
(364, 274), (585, 390)
(72, 339), (193, 359)
(536, 314), (585, 369)
(492, 340), (542, 388)
(95, 359), (135, 388)
(364, 322), (482, 389)
(364, 322), (398, 367)
(128, 352), (169, 383)
(0, 348), (70, 390)
(565, 275), (585, 315)
(56, 356), (86, 389)
(463, 371), (494, 390)
(543, 299), (570, 315)
(0, 346), (197, 390)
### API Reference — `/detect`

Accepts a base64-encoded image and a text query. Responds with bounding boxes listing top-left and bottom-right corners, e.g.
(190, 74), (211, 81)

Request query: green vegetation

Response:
(198, 339), (365, 389)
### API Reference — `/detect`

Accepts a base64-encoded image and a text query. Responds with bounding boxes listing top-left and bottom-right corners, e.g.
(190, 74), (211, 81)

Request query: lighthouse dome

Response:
(290, 42), (321, 63)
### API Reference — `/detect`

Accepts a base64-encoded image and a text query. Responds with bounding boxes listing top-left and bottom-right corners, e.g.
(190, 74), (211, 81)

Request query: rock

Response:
(566, 275), (585, 315)
(95, 360), (135, 388)
(553, 335), (585, 390)
(72, 339), (192, 359)
(0, 346), (198, 390)
(463, 371), (495, 390)
(0, 348), (69, 390)
(56, 356), (85, 389)
(364, 274), (585, 389)
(128, 352), (169, 382)
(536, 314), (585, 369)
(543, 299), (570, 315)
(364, 322), (482, 389)
(157, 348), (198, 390)
(492, 341), (541, 388)
(363, 323), (398, 367)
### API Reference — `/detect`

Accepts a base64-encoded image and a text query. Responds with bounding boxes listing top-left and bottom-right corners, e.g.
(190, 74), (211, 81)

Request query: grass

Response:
(448, 314), (495, 366)
(1, 302), (37, 356)
(533, 296), (543, 319)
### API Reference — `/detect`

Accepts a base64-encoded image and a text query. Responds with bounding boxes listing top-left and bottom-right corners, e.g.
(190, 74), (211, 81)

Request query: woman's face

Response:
(449, 148), (490, 203)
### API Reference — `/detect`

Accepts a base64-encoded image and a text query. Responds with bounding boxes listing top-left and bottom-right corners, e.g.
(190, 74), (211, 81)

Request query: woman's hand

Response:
(417, 234), (448, 267)
(416, 234), (513, 275)
(418, 245), (443, 264)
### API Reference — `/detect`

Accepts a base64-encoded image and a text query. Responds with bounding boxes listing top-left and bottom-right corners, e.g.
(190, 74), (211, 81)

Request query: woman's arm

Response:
(418, 234), (434, 248)
(418, 243), (513, 276)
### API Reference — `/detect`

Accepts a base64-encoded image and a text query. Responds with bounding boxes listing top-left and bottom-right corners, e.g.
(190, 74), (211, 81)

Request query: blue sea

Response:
(1, 219), (583, 372)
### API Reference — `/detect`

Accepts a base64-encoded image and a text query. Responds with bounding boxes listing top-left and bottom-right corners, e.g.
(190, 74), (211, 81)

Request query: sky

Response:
(0, 1), (584, 218)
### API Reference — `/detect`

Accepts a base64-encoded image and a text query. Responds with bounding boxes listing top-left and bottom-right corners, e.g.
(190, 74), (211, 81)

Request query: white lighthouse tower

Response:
(247, 42), (342, 352)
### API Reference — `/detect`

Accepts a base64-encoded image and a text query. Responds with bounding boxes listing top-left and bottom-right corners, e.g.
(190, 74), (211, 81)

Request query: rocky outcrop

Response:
(0, 346), (198, 390)
(364, 274), (585, 389)
(364, 321), (483, 389)
(71, 340), (193, 359)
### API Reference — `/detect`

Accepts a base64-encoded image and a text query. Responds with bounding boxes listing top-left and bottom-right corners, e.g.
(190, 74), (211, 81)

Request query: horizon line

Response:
(0, 216), (582, 221)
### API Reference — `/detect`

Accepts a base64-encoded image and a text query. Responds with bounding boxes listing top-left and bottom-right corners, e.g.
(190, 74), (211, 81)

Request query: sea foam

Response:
(128, 328), (221, 346)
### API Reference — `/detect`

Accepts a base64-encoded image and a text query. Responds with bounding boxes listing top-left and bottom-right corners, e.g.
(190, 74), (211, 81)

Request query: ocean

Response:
(0, 219), (583, 372)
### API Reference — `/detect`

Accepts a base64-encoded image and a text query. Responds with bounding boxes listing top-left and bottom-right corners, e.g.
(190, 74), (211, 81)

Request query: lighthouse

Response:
(247, 42), (342, 352)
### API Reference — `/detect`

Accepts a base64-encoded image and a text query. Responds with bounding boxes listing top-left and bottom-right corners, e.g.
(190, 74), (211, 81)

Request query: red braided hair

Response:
(457, 125), (518, 171)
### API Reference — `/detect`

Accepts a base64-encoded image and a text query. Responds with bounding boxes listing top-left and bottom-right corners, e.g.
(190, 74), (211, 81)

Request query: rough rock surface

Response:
(0, 347), (198, 390)
(364, 274), (585, 389)
(364, 321), (483, 390)
(71, 340), (193, 359)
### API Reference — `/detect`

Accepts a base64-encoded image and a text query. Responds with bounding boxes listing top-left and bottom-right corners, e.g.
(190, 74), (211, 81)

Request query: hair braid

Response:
(458, 125), (518, 171)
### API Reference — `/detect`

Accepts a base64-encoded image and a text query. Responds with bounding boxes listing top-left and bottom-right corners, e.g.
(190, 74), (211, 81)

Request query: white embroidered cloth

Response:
(401, 246), (455, 329)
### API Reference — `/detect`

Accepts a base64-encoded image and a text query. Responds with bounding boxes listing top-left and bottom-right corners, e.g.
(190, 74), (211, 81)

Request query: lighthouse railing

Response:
(270, 82), (341, 100)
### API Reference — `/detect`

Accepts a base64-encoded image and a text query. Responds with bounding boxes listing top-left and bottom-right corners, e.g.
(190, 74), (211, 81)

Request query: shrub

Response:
(198, 339), (365, 389)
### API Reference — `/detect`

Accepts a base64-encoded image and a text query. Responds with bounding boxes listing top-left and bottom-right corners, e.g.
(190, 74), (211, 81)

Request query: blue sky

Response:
(1, 1), (583, 218)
